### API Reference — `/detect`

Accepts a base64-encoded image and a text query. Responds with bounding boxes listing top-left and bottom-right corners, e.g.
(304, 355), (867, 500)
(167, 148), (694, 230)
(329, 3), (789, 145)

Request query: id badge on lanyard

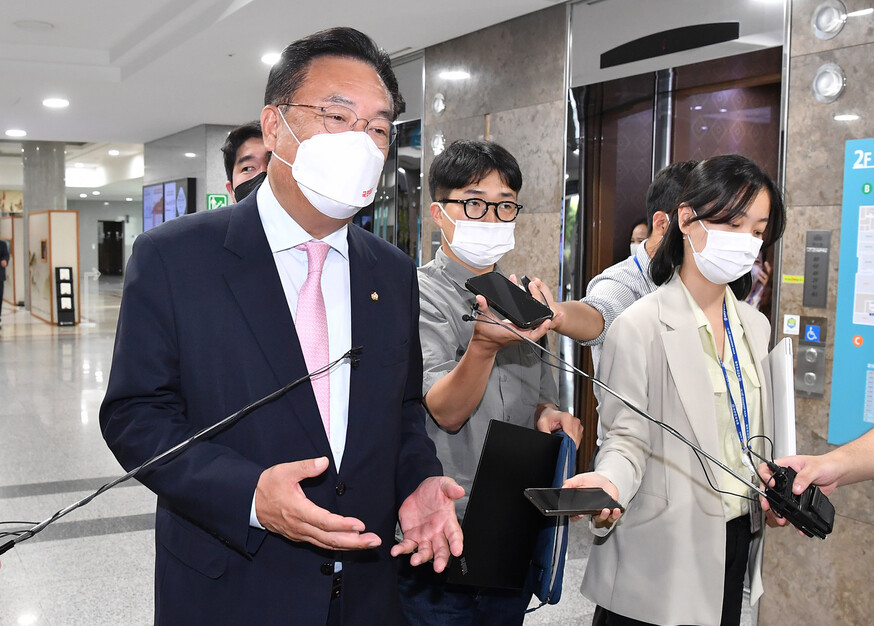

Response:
(718, 301), (762, 532)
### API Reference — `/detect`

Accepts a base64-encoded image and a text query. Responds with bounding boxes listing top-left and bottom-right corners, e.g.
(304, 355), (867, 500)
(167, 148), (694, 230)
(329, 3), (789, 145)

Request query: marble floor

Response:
(0, 278), (754, 625)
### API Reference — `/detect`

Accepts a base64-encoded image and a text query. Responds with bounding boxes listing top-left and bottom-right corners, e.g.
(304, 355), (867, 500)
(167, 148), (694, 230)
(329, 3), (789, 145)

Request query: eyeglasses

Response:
(278, 103), (397, 148)
(439, 198), (522, 222)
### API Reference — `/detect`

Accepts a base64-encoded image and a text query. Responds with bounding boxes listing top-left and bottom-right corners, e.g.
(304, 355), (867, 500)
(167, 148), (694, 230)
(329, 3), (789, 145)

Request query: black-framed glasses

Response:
(278, 103), (397, 148)
(439, 198), (522, 222)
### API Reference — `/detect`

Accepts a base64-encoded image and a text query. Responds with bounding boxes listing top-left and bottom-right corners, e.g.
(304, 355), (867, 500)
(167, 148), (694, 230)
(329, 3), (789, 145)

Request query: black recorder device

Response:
(465, 272), (554, 329)
(764, 462), (835, 539)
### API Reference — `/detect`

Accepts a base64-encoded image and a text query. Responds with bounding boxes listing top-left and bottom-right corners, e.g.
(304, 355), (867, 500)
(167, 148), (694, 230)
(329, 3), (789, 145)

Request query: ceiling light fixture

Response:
(126, 197), (133, 202)
(108, 149), (120, 156)
(261, 52), (281, 66)
(438, 70), (470, 80)
(5, 129), (27, 138)
(184, 152), (196, 158)
(42, 97), (69, 109)
(79, 193), (88, 198)
(91, 190), (100, 196)
(834, 113), (860, 121)
(812, 63), (846, 103)
(812, 0), (847, 39)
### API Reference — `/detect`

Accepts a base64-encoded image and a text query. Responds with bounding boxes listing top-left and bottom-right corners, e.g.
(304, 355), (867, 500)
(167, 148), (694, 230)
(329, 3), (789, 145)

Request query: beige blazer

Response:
(581, 275), (773, 626)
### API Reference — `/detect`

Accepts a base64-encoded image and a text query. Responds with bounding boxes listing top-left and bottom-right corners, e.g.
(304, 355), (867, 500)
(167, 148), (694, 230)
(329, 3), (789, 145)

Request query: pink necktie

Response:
(296, 241), (331, 438)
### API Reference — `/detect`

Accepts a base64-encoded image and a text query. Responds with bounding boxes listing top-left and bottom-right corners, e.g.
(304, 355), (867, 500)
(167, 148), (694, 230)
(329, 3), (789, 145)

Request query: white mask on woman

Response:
(687, 216), (763, 284)
(439, 204), (515, 269)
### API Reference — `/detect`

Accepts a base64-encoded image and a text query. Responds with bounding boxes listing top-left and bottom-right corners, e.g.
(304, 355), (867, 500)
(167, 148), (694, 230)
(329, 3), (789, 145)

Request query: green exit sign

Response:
(207, 194), (229, 210)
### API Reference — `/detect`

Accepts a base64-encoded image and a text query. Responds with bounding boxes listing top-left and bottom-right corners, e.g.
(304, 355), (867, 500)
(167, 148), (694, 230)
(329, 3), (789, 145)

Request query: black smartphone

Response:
(524, 487), (624, 516)
(465, 272), (554, 329)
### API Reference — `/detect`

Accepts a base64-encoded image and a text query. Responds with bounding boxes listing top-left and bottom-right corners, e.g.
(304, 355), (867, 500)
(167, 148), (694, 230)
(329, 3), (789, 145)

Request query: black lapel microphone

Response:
(0, 346), (364, 557)
(350, 345), (363, 369)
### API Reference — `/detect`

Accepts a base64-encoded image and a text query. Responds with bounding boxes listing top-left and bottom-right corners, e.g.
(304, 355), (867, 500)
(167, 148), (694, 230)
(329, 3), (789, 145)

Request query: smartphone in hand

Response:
(465, 272), (554, 329)
(524, 487), (624, 516)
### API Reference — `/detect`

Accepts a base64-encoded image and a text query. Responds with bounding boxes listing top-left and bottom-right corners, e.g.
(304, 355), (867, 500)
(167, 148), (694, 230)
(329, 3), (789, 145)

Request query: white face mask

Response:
(439, 204), (515, 270)
(272, 111), (386, 220)
(687, 215), (763, 285)
(629, 242), (641, 257)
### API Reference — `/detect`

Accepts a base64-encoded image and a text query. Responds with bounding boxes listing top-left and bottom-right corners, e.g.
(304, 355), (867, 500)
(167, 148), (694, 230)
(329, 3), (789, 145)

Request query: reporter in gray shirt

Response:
(398, 140), (582, 626)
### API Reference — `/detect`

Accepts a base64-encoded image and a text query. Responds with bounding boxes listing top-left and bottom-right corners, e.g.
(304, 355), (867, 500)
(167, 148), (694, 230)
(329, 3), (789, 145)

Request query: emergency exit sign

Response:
(207, 194), (228, 210)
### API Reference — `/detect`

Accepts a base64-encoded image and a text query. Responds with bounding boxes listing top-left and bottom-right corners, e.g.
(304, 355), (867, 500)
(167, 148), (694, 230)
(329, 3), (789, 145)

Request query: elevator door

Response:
(98, 220), (124, 276)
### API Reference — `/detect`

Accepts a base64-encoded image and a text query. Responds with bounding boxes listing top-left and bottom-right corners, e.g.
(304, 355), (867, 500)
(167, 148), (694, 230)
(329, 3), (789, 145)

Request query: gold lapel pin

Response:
(371, 291), (379, 301)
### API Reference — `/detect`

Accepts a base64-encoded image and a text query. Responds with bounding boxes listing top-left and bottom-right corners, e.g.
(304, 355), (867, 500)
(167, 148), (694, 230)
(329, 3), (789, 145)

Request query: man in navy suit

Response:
(100, 27), (463, 625)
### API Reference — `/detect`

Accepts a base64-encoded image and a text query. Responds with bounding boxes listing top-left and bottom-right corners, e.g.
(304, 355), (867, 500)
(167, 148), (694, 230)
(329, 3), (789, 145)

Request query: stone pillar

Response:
(22, 141), (67, 309)
(421, 4), (568, 295)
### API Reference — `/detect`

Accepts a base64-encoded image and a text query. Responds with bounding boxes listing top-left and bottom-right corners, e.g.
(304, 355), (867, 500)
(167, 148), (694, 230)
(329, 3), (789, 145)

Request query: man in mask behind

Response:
(398, 140), (582, 625)
(221, 120), (269, 202)
(100, 27), (463, 625)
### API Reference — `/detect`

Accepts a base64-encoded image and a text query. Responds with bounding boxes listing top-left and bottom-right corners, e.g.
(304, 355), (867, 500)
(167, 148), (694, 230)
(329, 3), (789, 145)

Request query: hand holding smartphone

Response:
(465, 272), (554, 329)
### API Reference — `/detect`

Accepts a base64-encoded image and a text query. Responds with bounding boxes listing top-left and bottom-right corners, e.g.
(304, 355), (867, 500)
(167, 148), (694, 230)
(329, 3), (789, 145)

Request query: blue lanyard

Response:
(718, 300), (751, 456)
(633, 255), (645, 279)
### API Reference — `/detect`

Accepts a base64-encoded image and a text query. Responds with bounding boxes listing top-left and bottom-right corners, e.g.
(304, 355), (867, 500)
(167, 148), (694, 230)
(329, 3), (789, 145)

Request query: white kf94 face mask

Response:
(687, 215), (763, 285)
(272, 111), (386, 220)
(439, 204), (515, 269)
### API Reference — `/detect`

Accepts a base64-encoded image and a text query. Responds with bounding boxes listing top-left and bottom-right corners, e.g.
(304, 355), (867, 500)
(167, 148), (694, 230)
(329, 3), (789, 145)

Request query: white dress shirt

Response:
(250, 177), (352, 528)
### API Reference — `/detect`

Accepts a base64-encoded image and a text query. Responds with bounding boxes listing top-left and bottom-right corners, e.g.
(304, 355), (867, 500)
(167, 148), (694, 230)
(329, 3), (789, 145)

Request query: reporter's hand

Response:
(470, 295), (552, 349)
(255, 457), (381, 551)
(563, 472), (622, 527)
(536, 405), (583, 449)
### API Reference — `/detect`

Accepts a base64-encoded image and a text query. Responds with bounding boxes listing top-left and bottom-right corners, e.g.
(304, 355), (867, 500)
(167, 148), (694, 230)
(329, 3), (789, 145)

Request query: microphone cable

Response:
(463, 306), (769, 502)
(0, 346), (363, 557)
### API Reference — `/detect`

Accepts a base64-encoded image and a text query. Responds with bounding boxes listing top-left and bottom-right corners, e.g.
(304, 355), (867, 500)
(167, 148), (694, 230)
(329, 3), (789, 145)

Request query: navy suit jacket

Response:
(100, 192), (442, 624)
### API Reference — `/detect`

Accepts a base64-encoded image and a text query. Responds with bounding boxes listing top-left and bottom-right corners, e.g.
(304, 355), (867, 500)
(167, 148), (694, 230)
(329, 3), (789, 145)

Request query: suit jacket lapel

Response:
(221, 197), (330, 456)
(343, 226), (380, 469)
(658, 278), (723, 489)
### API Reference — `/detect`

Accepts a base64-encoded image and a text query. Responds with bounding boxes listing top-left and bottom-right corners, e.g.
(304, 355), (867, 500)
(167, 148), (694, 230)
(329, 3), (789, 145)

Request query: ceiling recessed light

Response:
(5, 129), (27, 138)
(261, 52), (281, 66)
(126, 197), (133, 202)
(834, 113), (860, 121)
(719, 108), (728, 113)
(184, 152), (196, 158)
(79, 193), (88, 198)
(439, 70), (470, 80)
(91, 190), (101, 196)
(108, 149), (120, 156)
(692, 105), (703, 111)
(42, 97), (69, 109)
(104, 201), (109, 205)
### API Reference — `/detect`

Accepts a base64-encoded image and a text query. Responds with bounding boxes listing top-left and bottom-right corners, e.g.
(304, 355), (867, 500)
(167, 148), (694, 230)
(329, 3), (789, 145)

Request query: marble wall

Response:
(421, 4), (567, 292)
(761, 1), (874, 622)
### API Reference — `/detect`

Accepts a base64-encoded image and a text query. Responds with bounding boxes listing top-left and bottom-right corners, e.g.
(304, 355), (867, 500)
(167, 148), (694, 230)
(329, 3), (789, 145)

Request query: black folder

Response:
(446, 420), (562, 589)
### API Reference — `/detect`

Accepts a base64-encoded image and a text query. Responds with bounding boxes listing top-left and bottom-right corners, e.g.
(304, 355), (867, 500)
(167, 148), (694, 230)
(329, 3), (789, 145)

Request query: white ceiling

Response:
(0, 0), (562, 202)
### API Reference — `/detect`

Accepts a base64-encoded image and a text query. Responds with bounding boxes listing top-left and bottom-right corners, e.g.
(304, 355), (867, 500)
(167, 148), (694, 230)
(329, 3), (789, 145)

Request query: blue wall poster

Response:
(829, 138), (874, 444)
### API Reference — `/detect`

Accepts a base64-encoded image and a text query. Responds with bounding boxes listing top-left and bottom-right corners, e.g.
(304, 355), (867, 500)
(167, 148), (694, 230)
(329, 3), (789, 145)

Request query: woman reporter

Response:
(567, 155), (786, 626)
